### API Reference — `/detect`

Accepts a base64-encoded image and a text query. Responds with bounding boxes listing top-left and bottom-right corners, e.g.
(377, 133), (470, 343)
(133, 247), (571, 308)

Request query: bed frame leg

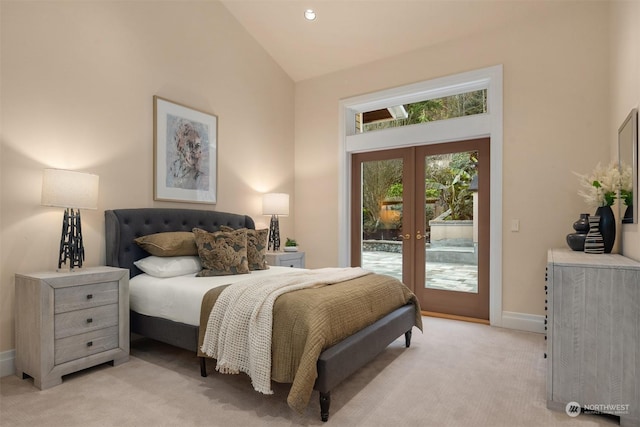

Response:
(405, 330), (412, 348)
(319, 391), (331, 422)
(200, 357), (207, 377)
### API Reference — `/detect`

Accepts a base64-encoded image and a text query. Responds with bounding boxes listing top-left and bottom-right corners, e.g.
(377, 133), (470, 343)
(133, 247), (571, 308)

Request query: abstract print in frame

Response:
(154, 96), (217, 204)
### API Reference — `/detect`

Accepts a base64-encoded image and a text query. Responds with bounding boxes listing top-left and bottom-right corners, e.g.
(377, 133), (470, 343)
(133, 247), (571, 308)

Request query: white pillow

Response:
(134, 256), (202, 278)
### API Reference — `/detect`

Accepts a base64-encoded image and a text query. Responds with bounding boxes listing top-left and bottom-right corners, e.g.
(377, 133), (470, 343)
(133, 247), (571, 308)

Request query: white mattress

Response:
(129, 266), (300, 326)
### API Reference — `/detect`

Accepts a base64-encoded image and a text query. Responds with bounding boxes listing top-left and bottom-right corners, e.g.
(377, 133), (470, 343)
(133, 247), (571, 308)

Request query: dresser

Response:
(546, 249), (640, 426)
(15, 266), (129, 389)
(266, 251), (306, 268)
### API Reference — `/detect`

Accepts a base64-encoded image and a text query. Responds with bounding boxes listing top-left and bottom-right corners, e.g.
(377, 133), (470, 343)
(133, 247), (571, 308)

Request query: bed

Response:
(105, 208), (421, 421)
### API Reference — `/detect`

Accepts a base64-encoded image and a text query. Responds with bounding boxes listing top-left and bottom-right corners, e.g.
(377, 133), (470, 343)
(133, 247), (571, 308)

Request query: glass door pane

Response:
(423, 151), (478, 294)
(360, 158), (404, 282)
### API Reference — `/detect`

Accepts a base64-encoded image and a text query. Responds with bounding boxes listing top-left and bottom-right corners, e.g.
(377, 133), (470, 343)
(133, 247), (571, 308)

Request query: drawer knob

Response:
(86, 318), (93, 324)
(86, 294), (93, 300)
(87, 341), (93, 347)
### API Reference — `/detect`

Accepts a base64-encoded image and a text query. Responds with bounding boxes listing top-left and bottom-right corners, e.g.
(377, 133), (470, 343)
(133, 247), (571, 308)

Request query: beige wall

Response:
(611, 0), (640, 260)
(294, 2), (616, 318)
(0, 1), (295, 352)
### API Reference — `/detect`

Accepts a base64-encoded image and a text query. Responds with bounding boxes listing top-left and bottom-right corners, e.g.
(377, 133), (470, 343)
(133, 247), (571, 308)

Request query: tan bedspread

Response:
(198, 272), (422, 412)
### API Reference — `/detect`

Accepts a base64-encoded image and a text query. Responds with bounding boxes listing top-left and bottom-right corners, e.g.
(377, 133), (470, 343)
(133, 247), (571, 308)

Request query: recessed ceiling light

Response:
(304, 9), (316, 21)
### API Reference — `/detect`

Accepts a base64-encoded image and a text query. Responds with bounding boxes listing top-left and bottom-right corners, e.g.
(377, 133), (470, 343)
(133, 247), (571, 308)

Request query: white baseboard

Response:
(0, 349), (15, 378)
(500, 311), (546, 334)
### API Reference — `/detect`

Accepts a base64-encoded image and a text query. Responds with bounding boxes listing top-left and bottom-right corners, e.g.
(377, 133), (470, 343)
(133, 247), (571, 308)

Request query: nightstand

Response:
(15, 266), (129, 389)
(266, 251), (306, 268)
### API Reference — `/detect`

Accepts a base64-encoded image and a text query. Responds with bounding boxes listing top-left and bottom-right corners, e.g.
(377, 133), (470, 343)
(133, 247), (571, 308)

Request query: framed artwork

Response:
(153, 96), (217, 204)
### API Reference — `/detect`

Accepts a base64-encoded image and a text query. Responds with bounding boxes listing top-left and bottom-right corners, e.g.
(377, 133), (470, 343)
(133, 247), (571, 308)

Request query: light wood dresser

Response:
(15, 266), (129, 389)
(546, 248), (639, 426)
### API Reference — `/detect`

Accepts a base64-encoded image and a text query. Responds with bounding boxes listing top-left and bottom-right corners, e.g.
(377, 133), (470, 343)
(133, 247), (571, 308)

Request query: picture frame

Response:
(153, 96), (217, 204)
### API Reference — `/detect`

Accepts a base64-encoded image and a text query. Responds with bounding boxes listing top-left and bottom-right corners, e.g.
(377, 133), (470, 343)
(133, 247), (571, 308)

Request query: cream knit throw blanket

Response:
(200, 267), (370, 395)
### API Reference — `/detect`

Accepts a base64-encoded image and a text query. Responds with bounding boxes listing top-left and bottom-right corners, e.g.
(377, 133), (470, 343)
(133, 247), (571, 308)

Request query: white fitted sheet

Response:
(129, 266), (300, 326)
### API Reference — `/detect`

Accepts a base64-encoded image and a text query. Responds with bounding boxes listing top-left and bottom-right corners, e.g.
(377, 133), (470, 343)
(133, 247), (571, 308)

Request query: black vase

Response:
(566, 213), (590, 251)
(596, 205), (615, 253)
(566, 233), (587, 251)
(622, 204), (633, 224)
(573, 213), (590, 233)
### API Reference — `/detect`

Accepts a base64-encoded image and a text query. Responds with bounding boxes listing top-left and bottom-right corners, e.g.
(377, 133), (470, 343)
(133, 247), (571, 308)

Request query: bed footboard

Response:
(199, 304), (416, 422)
(314, 304), (416, 421)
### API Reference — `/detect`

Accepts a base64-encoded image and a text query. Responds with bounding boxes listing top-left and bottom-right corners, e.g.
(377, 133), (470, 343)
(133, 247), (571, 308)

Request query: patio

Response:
(362, 250), (478, 293)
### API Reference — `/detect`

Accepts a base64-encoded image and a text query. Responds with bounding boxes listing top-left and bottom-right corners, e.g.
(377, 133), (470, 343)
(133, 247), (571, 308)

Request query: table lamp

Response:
(262, 193), (289, 251)
(41, 169), (99, 270)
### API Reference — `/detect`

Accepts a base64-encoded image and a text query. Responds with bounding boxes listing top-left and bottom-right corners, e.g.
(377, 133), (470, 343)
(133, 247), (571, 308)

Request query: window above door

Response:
(357, 89), (488, 134)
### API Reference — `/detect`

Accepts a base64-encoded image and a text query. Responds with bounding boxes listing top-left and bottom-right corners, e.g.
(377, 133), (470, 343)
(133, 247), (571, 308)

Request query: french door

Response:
(351, 138), (490, 320)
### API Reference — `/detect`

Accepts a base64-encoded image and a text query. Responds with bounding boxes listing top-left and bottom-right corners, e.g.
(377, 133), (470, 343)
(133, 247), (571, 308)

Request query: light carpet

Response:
(0, 317), (618, 426)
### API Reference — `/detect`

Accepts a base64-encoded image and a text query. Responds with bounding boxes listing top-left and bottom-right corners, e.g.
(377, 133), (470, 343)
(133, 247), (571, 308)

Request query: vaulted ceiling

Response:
(221, 0), (569, 82)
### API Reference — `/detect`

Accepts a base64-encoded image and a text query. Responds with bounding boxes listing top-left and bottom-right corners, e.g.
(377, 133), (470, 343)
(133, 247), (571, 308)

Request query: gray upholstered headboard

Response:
(105, 208), (255, 278)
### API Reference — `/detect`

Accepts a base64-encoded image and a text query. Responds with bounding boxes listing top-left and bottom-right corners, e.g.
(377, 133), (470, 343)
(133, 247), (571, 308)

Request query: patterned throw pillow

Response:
(220, 226), (269, 271)
(192, 228), (249, 276)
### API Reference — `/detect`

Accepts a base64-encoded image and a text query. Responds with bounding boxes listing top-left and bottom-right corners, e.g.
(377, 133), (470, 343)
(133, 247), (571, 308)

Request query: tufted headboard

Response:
(105, 208), (255, 278)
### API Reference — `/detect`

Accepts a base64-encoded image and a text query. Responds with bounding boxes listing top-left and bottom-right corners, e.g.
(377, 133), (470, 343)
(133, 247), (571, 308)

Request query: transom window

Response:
(356, 89), (487, 134)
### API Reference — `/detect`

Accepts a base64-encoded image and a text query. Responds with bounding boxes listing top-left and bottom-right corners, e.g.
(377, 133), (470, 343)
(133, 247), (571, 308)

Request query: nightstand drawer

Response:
(54, 281), (118, 313)
(283, 258), (304, 268)
(55, 326), (119, 364)
(54, 304), (118, 339)
(266, 251), (305, 268)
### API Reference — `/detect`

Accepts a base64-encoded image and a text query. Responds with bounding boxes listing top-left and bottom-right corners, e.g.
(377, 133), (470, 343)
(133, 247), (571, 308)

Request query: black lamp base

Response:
(268, 214), (281, 251)
(58, 208), (85, 270)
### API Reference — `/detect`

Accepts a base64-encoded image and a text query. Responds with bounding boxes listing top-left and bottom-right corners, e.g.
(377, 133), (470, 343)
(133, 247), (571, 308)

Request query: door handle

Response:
(401, 234), (411, 240)
(416, 231), (424, 240)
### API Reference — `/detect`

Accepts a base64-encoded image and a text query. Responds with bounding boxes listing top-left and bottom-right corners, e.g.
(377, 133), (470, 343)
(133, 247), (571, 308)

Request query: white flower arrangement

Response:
(574, 161), (621, 207)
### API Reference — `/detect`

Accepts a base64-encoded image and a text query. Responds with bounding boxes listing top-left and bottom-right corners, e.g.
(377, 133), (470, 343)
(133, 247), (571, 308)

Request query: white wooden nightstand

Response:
(14, 266), (130, 389)
(266, 251), (306, 268)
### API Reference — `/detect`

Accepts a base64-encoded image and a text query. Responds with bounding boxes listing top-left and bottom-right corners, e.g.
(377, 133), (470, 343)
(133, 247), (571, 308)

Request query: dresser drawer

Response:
(54, 326), (119, 365)
(54, 304), (118, 339)
(54, 281), (118, 313)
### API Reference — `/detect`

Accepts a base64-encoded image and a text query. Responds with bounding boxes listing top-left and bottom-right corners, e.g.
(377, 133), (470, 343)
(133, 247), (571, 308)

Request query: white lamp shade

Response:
(41, 169), (99, 210)
(262, 193), (289, 216)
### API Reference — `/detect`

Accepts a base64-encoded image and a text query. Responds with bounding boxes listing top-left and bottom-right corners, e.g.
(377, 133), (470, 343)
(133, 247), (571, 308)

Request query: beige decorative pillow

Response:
(192, 228), (249, 276)
(220, 226), (269, 271)
(134, 231), (197, 257)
